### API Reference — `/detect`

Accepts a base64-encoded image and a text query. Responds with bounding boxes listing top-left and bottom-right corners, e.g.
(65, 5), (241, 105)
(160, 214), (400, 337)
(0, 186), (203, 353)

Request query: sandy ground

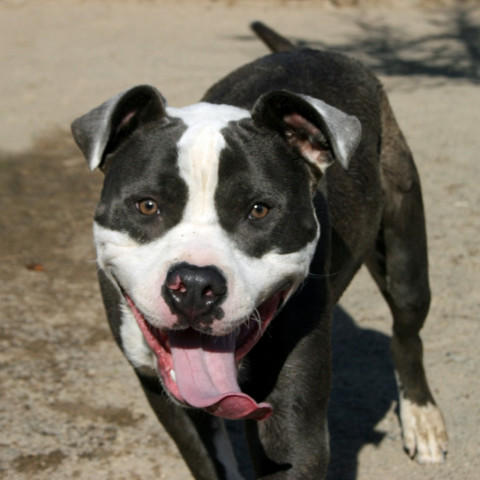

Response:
(1, 0), (479, 479)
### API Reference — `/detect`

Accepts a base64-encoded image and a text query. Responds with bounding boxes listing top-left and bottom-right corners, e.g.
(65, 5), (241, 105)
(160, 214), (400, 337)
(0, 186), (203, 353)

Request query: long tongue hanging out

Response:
(168, 329), (272, 420)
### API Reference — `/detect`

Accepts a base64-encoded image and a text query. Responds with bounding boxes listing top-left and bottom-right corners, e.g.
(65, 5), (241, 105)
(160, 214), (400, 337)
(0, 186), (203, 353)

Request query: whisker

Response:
(307, 270), (339, 280)
(249, 309), (265, 341)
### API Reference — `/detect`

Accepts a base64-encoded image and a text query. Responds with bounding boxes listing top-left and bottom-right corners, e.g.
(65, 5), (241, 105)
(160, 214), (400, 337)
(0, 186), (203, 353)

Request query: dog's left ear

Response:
(252, 90), (361, 174)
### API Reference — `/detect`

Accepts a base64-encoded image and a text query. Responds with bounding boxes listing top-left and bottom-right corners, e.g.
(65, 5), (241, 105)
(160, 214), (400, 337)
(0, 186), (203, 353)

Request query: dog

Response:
(71, 22), (447, 479)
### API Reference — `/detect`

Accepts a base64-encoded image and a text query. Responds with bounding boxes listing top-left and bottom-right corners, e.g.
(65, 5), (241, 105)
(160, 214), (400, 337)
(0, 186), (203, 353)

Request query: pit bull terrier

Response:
(71, 22), (447, 480)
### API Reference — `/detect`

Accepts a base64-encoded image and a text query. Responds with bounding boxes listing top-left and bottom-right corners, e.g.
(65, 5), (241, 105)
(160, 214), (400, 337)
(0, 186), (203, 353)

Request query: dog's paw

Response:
(399, 398), (448, 464)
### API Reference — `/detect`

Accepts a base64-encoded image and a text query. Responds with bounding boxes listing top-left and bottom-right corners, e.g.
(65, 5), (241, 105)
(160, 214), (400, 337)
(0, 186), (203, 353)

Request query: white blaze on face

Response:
(175, 120), (225, 225)
(93, 102), (320, 371)
(169, 103), (252, 224)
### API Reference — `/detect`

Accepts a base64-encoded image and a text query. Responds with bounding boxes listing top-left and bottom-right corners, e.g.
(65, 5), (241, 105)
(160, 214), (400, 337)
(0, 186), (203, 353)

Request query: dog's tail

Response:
(250, 21), (296, 53)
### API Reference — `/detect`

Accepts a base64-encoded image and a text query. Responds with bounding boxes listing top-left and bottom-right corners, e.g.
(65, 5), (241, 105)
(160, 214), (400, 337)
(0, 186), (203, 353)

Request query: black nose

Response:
(162, 263), (227, 323)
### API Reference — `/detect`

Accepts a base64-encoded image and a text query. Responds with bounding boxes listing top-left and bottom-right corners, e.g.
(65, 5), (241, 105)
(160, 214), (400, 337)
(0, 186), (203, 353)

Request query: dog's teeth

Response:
(170, 369), (176, 383)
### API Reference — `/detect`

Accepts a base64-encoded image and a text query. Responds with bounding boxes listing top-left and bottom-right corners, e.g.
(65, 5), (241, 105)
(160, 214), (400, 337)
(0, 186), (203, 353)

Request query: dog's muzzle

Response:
(122, 272), (291, 421)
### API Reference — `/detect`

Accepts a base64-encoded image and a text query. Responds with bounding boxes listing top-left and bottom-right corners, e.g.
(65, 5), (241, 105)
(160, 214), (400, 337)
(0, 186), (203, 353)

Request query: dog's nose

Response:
(162, 263), (227, 323)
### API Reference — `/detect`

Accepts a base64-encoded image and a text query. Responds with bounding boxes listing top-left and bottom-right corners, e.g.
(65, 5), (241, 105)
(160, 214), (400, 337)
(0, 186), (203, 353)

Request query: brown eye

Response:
(249, 203), (270, 220)
(136, 199), (160, 216)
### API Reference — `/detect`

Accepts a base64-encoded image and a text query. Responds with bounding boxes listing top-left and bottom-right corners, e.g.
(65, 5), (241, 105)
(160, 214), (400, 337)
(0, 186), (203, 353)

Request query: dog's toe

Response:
(400, 398), (448, 464)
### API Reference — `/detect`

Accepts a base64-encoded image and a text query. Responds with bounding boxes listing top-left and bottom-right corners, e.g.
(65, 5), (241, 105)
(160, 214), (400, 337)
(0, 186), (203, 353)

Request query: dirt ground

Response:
(1, 1), (479, 479)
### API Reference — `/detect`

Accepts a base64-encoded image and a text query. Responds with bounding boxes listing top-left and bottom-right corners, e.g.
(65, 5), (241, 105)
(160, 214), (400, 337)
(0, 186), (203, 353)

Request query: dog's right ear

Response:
(71, 85), (167, 172)
(252, 90), (361, 176)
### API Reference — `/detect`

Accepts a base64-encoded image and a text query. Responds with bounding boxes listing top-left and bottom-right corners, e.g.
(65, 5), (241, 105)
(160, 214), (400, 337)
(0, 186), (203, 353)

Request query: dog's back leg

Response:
(365, 91), (448, 464)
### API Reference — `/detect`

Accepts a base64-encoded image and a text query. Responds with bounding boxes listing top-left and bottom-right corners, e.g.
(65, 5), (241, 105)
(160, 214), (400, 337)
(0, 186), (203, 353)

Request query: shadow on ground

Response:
(237, 6), (480, 85)
(327, 306), (397, 480)
(307, 8), (479, 83)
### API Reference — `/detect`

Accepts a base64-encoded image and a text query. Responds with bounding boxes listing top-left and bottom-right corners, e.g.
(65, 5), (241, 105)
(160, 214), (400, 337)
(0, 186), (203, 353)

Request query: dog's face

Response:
(72, 86), (360, 420)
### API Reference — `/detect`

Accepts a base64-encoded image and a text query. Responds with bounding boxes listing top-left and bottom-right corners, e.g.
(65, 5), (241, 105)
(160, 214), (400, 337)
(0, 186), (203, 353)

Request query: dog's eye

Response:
(248, 203), (270, 220)
(136, 199), (160, 216)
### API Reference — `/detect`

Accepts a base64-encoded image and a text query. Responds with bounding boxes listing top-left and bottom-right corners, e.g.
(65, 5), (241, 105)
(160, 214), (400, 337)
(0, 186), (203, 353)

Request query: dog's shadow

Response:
(327, 305), (397, 480)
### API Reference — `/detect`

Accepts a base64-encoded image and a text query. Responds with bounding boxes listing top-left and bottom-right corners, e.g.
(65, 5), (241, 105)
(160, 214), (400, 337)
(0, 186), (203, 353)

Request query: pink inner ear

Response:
(283, 112), (317, 133)
(283, 113), (330, 168)
(116, 109), (138, 133)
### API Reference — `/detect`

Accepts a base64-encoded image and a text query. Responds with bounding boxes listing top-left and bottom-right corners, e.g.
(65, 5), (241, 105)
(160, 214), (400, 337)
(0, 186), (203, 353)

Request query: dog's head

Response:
(72, 85), (360, 420)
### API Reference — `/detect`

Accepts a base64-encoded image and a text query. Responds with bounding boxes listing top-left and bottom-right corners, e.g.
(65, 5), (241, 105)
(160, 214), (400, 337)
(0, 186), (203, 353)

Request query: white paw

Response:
(399, 398), (448, 464)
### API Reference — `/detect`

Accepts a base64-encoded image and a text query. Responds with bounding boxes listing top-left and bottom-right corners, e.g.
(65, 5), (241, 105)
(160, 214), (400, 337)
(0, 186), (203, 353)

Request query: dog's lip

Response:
(121, 282), (290, 419)
(122, 282), (290, 360)
(233, 285), (290, 361)
(123, 294), (182, 401)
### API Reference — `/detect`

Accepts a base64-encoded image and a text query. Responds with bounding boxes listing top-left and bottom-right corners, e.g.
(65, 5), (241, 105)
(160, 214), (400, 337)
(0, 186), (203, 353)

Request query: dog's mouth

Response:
(124, 287), (289, 421)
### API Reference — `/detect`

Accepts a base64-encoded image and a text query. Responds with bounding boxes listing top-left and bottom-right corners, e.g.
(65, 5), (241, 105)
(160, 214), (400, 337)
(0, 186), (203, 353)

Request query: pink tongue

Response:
(168, 330), (272, 421)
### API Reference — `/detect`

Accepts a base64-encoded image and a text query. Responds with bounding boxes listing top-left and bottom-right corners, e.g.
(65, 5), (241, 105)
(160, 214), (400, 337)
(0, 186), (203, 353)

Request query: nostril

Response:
(167, 278), (187, 293)
(203, 279), (227, 298)
(202, 283), (226, 301)
(203, 287), (214, 298)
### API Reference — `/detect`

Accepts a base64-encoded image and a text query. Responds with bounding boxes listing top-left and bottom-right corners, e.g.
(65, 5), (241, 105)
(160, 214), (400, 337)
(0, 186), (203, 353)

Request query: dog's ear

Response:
(252, 90), (361, 175)
(71, 85), (167, 172)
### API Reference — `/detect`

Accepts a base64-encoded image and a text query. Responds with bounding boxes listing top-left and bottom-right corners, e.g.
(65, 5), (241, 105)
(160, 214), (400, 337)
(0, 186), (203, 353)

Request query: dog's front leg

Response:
(138, 374), (244, 480)
(243, 311), (332, 480)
